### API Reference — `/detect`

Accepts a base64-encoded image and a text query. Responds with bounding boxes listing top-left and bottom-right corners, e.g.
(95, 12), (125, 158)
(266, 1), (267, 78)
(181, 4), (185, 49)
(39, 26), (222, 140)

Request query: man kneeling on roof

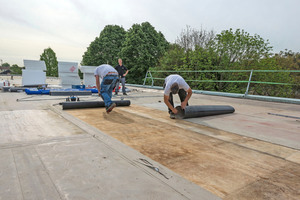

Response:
(163, 74), (193, 119)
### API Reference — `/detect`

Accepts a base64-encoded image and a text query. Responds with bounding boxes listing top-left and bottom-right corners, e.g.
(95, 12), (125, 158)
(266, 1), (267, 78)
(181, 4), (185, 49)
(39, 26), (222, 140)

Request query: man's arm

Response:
(181, 88), (192, 109)
(164, 95), (178, 114)
(124, 70), (129, 76)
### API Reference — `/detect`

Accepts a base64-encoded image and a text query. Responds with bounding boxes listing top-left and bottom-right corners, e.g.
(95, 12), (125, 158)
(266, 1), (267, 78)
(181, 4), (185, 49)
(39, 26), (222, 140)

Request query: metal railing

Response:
(143, 69), (300, 95)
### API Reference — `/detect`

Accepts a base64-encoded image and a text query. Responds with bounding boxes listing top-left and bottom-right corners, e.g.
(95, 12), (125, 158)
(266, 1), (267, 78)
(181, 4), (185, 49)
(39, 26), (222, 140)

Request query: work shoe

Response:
(115, 92), (118, 95)
(106, 103), (116, 113)
(123, 93), (127, 95)
(170, 113), (175, 119)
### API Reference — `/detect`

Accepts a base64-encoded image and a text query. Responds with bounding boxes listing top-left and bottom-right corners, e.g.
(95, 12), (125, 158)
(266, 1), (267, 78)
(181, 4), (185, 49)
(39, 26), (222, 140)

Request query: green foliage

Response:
(40, 47), (58, 77)
(2, 62), (10, 67)
(273, 50), (300, 98)
(158, 44), (185, 70)
(1, 63), (22, 74)
(207, 29), (272, 92)
(157, 28), (285, 95)
(245, 57), (293, 96)
(148, 44), (185, 86)
(120, 22), (169, 84)
(80, 23), (299, 98)
(82, 25), (126, 66)
(213, 28), (273, 68)
(10, 64), (22, 74)
(78, 69), (83, 79)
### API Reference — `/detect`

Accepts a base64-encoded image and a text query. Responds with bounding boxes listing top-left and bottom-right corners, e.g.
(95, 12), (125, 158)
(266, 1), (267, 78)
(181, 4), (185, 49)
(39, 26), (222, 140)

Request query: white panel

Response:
(22, 70), (46, 85)
(58, 62), (78, 73)
(80, 66), (97, 86)
(83, 73), (96, 86)
(57, 61), (81, 88)
(59, 72), (81, 77)
(59, 76), (81, 85)
(61, 84), (73, 89)
(23, 60), (46, 71)
(80, 66), (97, 73)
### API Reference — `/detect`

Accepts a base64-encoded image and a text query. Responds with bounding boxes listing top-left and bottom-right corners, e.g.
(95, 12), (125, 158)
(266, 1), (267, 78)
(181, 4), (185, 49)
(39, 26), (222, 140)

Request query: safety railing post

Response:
(143, 71), (149, 86)
(149, 71), (154, 87)
(143, 70), (154, 86)
(245, 69), (253, 95)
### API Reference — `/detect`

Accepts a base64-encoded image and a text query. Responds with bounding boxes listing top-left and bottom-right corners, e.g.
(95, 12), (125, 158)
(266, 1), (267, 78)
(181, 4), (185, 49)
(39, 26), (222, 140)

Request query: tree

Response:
(213, 28), (273, 69)
(175, 25), (215, 51)
(120, 22), (169, 84)
(148, 44), (185, 86)
(157, 44), (185, 71)
(273, 50), (300, 98)
(274, 50), (300, 70)
(159, 26), (217, 90)
(10, 64), (22, 74)
(207, 29), (273, 92)
(40, 47), (58, 77)
(2, 62), (10, 67)
(81, 25), (126, 66)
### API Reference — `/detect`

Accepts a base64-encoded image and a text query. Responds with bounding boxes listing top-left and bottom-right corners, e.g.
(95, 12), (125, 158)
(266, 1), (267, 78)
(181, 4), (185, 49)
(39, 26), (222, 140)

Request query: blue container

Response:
(72, 85), (85, 89)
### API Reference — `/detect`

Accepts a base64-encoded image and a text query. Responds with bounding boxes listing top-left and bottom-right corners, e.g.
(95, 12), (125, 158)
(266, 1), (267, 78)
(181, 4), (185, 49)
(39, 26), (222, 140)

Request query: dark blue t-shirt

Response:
(115, 65), (128, 78)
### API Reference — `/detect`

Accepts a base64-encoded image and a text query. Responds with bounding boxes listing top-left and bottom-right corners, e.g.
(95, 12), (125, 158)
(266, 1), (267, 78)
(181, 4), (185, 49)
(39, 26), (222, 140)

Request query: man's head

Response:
(118, 58), (122, 65)
(171, 83), (179, 94)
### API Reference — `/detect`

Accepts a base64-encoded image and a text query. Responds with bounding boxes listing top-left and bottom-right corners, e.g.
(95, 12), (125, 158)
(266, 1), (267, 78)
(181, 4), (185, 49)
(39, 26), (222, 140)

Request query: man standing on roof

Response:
(94, 64), (119, 113)
(115, 58), (129, 95)
(163, 74), (193, 119)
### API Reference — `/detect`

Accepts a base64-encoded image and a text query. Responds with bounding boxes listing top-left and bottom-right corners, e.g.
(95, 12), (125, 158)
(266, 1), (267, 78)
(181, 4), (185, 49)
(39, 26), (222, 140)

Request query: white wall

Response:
(22, 59), (46, 86)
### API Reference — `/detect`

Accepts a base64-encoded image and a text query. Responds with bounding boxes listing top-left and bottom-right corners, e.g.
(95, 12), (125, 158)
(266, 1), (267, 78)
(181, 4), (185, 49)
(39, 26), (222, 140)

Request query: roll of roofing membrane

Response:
(175, 105), (235, 119)
(50, 90), (92, 96)
(9, 87), (26, 92)
(61, 100), (131, 110)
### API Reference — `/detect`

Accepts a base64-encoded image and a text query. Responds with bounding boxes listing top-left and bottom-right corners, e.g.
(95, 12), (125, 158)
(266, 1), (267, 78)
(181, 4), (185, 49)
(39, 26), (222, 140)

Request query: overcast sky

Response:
(1, 0), (299, 66)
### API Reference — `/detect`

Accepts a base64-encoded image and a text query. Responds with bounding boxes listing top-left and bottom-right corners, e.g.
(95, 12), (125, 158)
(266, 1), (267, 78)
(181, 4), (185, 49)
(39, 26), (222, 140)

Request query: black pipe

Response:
(50, 91), (92, 96)
(9, 87), (26, 92)
(175, 105), (235, 119)
(61, 100), (131, 110)
(23, 84), (48, 88)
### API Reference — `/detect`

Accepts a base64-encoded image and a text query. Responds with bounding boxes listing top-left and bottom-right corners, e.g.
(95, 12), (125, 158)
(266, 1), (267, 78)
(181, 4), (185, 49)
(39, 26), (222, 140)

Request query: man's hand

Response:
(181, 88), (192, 110)
(164, 95), (177, 114)
(98, 93), (103, 100)
(181, 101), (187, 110)
(172, 108), (178, 114)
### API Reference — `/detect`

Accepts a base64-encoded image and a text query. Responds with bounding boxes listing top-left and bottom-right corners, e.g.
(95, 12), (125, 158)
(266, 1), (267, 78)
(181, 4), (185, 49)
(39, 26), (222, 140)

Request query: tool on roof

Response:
(66, 96), (80, 102)
(135, 158), (169, 179)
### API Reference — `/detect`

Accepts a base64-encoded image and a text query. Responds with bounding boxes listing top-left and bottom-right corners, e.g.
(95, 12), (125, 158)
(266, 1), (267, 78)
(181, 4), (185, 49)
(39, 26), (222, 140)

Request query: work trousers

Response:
(168, 89), (189, 114)
(115, 77), (126, 94)
(100, 75), (118, 108)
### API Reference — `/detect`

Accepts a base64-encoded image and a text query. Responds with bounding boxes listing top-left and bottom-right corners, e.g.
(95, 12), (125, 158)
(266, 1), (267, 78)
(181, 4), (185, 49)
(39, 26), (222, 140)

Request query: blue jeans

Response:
(100, 75), (118, 108)
(115, 77), (126, 93)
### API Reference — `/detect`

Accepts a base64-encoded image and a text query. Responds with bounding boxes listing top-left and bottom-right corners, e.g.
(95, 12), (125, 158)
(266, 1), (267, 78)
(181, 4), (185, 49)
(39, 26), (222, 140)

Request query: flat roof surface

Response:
(1, 85), (300, 199)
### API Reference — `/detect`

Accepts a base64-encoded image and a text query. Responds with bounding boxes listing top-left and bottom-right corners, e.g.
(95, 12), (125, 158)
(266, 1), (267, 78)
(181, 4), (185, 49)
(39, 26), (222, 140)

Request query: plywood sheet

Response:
(66, 105), (300, 199)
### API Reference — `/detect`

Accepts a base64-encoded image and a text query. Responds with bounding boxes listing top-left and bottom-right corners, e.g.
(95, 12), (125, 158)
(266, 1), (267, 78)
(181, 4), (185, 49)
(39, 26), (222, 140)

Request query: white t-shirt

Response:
(94, 64), (118, 79)
(164, 74), (190, 95)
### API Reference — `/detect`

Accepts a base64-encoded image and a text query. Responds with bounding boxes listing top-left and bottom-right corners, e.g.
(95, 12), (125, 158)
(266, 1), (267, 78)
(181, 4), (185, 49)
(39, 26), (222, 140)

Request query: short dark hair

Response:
(171, 83), (179, 94)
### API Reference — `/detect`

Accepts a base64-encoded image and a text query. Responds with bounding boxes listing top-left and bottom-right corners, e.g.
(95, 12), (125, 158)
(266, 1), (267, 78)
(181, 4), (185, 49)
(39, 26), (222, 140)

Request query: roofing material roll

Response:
(50, 90), (92, 96)
(61, 100), (131, 110)
(175, 105), (235, 119)
(9, 87), (26, 92)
